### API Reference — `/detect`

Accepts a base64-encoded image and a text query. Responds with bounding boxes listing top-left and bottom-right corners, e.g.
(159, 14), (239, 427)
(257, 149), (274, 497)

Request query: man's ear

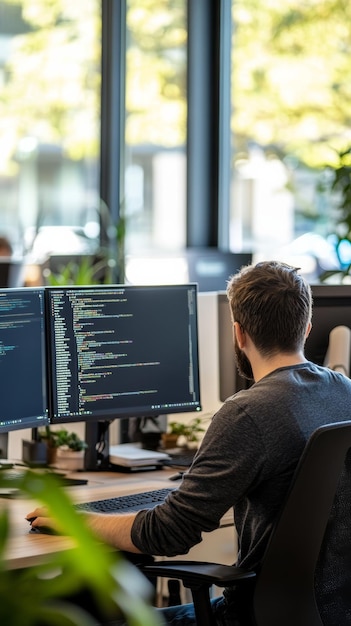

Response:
(234, 321), (245, 349)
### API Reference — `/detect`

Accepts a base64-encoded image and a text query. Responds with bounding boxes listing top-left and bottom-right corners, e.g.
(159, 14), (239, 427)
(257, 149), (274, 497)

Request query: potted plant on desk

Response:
(161, 417), (206, 450)
(39, 427), (87, 470)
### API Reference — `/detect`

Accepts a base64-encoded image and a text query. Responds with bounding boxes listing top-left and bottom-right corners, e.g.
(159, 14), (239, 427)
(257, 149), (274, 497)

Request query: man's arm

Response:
(86, 512), (141, 552)
(26, 507), (141, 553)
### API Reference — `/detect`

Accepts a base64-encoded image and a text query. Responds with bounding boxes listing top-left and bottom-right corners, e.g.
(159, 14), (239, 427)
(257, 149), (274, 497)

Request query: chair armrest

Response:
(141, 560), (256, 590)
(141, 561), (256, 626)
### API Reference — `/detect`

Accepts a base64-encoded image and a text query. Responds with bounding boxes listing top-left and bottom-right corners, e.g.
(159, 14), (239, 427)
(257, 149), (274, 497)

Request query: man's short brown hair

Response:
(226, 261), (312, 357)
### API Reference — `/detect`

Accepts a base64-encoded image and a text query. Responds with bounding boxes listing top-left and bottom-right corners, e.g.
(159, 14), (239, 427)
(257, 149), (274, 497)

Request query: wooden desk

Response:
(1, 468), (235, 571)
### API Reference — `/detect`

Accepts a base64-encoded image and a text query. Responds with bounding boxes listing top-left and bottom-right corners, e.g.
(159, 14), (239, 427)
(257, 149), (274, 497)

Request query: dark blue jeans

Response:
(158, 595), (242, 626)
(108, 593), (247, 625)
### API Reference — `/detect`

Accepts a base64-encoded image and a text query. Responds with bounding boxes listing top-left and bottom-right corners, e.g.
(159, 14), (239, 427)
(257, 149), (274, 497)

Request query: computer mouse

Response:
(29, 524), (58, 535)
(168, 472), (184, 481)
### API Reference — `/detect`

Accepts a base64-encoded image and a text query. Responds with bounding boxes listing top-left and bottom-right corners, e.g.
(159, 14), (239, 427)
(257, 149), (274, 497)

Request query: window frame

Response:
(101, 0), (230, 258)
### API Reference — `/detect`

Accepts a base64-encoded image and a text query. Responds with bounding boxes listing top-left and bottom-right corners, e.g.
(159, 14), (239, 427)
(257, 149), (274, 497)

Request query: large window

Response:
(124, 0), (187, 256)
(1, 0), (350, 285)
(0, 0), (101, 266)
(230, 0), (351, 277)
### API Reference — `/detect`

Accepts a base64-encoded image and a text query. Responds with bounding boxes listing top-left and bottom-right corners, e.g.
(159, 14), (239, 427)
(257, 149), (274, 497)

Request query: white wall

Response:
(195, 291), (223, 417)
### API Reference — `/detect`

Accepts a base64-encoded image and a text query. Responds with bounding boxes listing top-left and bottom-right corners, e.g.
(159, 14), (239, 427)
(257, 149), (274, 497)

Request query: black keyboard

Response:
(75, 487), (174, 514)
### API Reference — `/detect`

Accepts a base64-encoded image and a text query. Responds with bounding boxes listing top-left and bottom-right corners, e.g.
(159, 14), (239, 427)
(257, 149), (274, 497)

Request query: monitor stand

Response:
(84, 421), (110, 470)
(0, 433), (14, 468)
(0, 433), (8, 460)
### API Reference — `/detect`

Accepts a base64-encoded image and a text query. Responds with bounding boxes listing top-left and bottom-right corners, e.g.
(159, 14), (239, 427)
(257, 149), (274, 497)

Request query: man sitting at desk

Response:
(27, 261), (351, 626)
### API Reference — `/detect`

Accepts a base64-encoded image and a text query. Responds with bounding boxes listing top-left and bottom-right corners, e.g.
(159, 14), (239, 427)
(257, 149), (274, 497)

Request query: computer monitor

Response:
(186, 249), (252, 292)
(0, 288), (49, 456)
(46, 284), (201, 425)
(305, 284), (351, 366)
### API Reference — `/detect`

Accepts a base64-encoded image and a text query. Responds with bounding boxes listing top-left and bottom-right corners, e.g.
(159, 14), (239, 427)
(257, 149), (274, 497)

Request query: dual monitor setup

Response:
(0, 284), (201, 470)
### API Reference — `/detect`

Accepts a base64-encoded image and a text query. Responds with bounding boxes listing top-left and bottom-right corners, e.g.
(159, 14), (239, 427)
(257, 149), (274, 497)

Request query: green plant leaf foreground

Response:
(0, 471), (163, 626)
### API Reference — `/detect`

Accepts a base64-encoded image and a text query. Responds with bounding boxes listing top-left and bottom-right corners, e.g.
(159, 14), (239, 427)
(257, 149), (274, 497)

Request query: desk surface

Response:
(1, 468), (172, 570)
(1, 468), (234, 570)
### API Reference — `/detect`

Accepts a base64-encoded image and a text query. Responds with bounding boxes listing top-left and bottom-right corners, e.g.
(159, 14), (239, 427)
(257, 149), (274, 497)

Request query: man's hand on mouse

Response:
(25, 507), (60, 534)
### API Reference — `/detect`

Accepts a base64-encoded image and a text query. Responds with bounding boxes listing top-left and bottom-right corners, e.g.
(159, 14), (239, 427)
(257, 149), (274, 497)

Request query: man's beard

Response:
(234, 340), (254, 381)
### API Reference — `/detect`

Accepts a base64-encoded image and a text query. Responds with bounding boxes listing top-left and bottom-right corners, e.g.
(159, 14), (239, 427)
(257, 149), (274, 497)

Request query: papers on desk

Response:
(109, 444), (170, 468)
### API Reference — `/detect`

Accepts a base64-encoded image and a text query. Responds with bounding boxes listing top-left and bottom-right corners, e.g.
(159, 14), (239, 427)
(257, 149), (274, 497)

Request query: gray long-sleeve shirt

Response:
(131, 362), (351, 621)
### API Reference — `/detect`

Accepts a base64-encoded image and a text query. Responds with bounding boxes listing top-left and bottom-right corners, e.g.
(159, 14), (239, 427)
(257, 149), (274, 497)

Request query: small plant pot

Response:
(47, 444), (57, 466)
(55, 448), (85, 471)
(161, 433), (179, 449)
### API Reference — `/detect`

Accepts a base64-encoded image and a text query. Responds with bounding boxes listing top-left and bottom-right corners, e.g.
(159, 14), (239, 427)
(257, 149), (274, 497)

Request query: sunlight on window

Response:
(124, 0), (187, 255)
(0, 0), (101, 261)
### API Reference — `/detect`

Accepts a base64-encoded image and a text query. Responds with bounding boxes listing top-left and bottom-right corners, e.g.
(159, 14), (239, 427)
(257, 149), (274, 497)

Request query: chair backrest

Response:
(253, 420), (351, 626)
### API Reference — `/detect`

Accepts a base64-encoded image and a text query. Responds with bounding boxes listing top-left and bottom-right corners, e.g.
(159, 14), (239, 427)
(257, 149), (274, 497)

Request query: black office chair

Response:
(142, 420), (351, 626)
